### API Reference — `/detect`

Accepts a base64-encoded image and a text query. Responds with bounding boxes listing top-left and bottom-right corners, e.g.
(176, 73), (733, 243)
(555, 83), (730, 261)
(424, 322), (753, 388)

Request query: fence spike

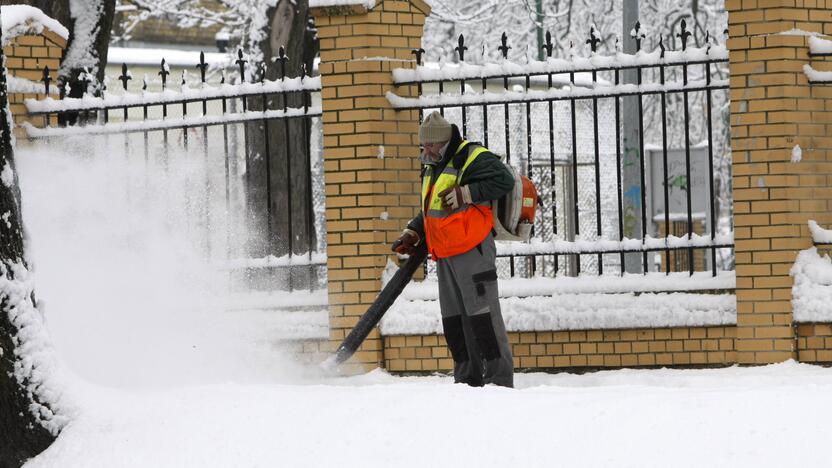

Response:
(259, 62), (267, 83)
(632, 21), (644, 51)
(498, 32), (511, 59)
(236, 49), (247, 83)
(118, 63), (132, 91)
(42, 66), (51, 96)
(276, 46), (289, 80)
(142, 74), (148, 92)
(58, 78), (66, 100)
(411, 48), (425, 65)
(197, 51), (208, 83)
(586, 25), (600, 53)
(659, 37), (665, 59)
(159, 58), (170, 90)
(455, 34), (467, 61)
(221, 71), (226, 85)
(677, 19), (691, 51)
(543, 30), (553, 58)
(705, 31), (711, 55)
(79, 67), (91, 97)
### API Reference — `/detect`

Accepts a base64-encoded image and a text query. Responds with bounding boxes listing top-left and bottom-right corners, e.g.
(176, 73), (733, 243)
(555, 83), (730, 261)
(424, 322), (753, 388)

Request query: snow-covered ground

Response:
(22, 361), (832, 468)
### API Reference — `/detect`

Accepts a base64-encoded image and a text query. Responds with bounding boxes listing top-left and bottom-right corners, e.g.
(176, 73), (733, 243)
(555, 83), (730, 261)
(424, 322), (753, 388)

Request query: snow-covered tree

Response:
(0, 23), (60, 468)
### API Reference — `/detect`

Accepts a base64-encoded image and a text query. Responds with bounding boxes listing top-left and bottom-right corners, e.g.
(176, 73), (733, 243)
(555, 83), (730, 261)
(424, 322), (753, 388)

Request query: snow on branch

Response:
(387, 78), (729, 109)
(25, 77), (321, 114)
(22, 106), (322, 138)
(392, 44), (728, 85)
(0, 5), (69, 46)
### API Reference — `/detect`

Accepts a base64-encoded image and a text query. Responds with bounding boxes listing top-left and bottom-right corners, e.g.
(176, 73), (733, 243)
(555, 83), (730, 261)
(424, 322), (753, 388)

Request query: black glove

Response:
(392, 229), (420, 255)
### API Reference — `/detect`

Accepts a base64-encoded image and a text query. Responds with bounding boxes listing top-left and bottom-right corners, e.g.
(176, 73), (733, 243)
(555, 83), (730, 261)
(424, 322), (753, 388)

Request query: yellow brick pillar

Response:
(3, 28), (65, 139)
(310, 0), (430, 371)
(727, 1), (832, 364)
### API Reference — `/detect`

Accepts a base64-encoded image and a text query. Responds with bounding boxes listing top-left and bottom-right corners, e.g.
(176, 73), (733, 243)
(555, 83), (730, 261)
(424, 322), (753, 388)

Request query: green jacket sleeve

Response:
(406, 212), (425, 240)
(459, 150), (514, 203)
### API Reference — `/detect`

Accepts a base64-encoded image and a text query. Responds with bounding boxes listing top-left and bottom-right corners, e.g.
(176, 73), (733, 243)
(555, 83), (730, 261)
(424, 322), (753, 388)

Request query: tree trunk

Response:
(0, 19), (56, 467)
(244, 0), (318, 289)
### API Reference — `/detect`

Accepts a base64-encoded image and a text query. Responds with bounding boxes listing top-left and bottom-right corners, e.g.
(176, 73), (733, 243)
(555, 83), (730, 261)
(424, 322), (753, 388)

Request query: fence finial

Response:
(79, 68), (91, 96)
(586, 25), (600, 53)
(411, 48), (425, 65)
(631, 21), (645, 51)
(455, 34), (467, 62)
(42, 66), (51, 96)
(142, 74), (148, 92)
(275, 46), (289, 80)
(677, 19), (691, 51)
(659, 37), (665, 59)
(236, 49), (247, 83)
(197, 51), (208, 84)
(259, 62), (267, 83)
(705, 31), (711, 55)
(159, 59), (170, 90)
(543, 31), (553, 58)
(498, 32), (511, 59)
(118, 63), (131, 91)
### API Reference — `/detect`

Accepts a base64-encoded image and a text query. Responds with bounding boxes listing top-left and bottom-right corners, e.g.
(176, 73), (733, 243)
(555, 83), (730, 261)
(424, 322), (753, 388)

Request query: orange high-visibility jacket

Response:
(422, 140), (494, 259)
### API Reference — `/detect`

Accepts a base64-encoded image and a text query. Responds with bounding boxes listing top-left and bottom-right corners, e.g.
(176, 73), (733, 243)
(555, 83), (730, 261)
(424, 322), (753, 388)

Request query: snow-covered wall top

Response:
(808, 220), (832, 244)
(804, 64), (832, 83)
(0, 5), (69, 46)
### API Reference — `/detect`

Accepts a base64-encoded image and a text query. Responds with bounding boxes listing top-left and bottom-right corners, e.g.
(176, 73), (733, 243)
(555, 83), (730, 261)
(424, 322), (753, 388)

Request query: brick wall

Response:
(3, 29), (65, 138)
(727, 0), (832, 364)
(311, 0), (430, 372)
(385, 326), (737, 372)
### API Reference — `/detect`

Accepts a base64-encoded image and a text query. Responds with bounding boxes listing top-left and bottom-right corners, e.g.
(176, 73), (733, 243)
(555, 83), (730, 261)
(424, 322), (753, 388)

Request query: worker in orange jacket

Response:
(393, 111), (514, 388)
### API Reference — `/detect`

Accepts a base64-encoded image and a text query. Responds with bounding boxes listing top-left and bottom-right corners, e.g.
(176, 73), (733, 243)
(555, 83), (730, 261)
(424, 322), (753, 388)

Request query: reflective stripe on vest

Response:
(421, 140), (495, 259)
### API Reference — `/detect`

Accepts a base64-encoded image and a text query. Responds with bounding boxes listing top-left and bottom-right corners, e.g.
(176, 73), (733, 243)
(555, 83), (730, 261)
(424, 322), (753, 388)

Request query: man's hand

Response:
(437, 185), (472, 211)
(392, 229), (420, 255)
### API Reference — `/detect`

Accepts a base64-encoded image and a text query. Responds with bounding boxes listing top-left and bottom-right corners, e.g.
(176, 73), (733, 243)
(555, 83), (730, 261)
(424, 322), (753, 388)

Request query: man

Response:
(392, 111), (515, 388)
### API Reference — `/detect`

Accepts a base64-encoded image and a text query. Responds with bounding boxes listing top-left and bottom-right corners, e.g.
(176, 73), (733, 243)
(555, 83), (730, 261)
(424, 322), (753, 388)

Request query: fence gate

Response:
(22, 51), (325, 296)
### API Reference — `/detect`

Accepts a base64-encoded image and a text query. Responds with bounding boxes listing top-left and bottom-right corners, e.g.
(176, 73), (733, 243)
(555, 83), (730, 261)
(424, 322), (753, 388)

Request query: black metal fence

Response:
(23, 50), (325, 292)
(390, 21), (733, 281)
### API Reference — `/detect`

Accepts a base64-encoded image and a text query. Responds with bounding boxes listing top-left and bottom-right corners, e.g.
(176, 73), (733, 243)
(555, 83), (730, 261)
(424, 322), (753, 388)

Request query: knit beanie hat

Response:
(419, 111), (452, 144)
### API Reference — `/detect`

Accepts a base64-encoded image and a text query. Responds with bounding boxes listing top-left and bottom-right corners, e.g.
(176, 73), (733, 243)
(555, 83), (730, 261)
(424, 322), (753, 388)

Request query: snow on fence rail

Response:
(391, 21), (732, 282)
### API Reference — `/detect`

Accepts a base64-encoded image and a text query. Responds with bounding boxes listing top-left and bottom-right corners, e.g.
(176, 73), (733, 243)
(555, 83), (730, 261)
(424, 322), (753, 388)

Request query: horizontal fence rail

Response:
(390, 21), (734, 284)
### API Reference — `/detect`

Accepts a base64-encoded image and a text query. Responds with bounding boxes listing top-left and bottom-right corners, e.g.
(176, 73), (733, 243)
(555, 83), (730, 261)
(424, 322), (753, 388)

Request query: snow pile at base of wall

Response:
(791, 247), (832, 323)
(0, 5), (68, 45)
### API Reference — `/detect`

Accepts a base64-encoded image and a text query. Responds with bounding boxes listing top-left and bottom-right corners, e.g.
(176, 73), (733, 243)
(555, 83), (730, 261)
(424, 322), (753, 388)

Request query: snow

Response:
(1, 161), (13, 187)
(387, 78), (730, 109)
(777, 28), (823, 37)
(809, 35), (832, 54)
(392, 44), (729, 84)
(0, 5), (69, 45)
(25, 76), (321, 114)
(493, 232), (732, 256)
(309, 0), (376, 9)
(7, 76), (59, 96)
(791, 247), (832, 322)
(808, 219), (832, 244)
(108, 47), (233, 68)
(791, 144), (802, 163)
(23, 106), (323, 138)
(221, 253), (327, 269)
(2, 261), (69, 434)
(23, 361), (832, 468)
(803, 64), (832, 82)
(381, 291), (735, 335)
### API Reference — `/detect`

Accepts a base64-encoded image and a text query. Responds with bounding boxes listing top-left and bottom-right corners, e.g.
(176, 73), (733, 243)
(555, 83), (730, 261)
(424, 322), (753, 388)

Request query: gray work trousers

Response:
(436, 232), (514, 388)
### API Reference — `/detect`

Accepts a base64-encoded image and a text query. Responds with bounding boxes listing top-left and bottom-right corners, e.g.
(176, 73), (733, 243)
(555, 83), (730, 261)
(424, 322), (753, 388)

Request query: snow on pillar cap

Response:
(419, 111), (452, 144)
